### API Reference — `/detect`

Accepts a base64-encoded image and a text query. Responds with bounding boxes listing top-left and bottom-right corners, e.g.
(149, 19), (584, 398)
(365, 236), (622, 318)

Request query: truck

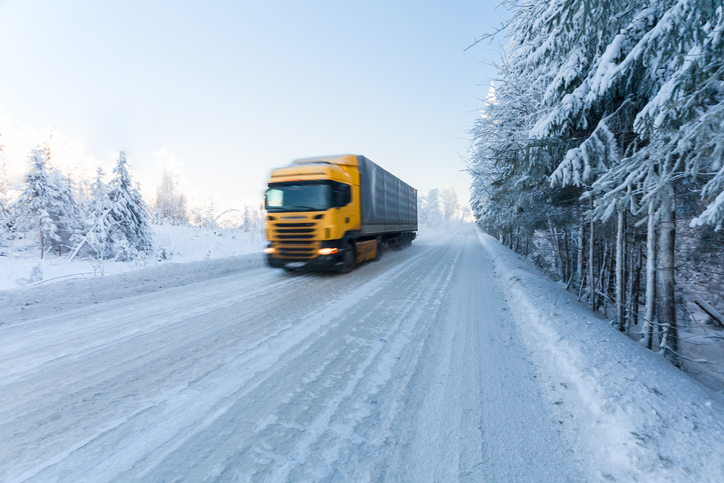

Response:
(263, 154), (417, 273)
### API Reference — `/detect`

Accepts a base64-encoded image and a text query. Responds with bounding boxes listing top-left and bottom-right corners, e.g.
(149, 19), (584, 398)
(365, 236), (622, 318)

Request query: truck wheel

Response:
(373, 238), (383, 261)
(339, 243), (355, 273)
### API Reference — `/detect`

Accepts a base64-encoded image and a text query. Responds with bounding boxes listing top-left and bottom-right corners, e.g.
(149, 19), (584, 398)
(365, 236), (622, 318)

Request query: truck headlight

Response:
(264, 247), (276, 254)
(318, 248), (339, 255)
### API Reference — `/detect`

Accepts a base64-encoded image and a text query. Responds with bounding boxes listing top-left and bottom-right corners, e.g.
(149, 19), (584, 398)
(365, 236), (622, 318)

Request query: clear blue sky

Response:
(0, 0), (504, 208)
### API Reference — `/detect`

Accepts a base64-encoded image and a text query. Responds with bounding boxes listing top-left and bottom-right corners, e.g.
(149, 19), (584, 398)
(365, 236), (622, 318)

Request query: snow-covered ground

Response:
(476, 230), (724, 482)
(0, 224), (267, 291)
(0, 224), (722, 481)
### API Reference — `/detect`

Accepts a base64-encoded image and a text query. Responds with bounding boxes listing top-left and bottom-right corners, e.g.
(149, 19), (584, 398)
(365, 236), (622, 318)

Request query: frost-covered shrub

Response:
(156, 246), (171, 262)
(29, 264), (43, 284)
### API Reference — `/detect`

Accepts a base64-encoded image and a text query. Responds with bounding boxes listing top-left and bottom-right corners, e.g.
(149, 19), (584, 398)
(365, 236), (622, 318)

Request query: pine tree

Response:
(421, 188), (442, 227)
(471, 0), (724, 365)
(468, 56), (581, 261)
(242, 206), (252, 232)
(87, 168), (115, 258)
(153, 170), (188, 225)
(548, 0), (723, 361)
(0, 140), (10, 246)
(12, 147), (82, 258)
(106, 151), (153, 259)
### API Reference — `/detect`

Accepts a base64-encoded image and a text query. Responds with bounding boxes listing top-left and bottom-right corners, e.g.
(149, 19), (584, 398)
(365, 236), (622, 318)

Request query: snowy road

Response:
(2, 226), (588, 481)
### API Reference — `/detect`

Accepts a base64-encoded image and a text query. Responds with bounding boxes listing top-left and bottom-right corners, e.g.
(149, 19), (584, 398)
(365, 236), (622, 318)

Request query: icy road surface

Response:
(2, 225), (723, 482)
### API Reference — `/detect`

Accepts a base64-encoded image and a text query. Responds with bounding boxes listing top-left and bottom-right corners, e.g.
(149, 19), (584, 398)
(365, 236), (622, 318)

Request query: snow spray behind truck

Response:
(264, 154), (417, 273)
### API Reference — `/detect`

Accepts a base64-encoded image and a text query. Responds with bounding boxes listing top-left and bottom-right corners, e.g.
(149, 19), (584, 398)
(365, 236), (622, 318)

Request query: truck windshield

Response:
(265, 183), (332, 212)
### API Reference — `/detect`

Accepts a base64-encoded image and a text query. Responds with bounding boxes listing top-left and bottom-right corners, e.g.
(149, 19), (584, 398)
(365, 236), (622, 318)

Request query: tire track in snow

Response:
(122, 231), (465, 481)
(8, 237), (449, 482)
(0, 268), (306, 387)
(2, 268), (318, 481)
(310, 232), (466, 481)
(262, 234), (465, 482)
(133, 239), (461, 481)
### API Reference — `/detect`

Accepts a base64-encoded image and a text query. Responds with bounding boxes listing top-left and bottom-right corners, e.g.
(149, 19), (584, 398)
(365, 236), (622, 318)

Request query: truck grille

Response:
(271, 221), (320, 258)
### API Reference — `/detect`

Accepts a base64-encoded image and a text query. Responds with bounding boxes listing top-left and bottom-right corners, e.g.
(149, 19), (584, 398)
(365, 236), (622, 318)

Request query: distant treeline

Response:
(0, 147), (264, 262)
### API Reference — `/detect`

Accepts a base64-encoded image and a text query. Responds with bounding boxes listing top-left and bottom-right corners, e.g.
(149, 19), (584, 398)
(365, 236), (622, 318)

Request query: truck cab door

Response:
(336, 183), (358, 229)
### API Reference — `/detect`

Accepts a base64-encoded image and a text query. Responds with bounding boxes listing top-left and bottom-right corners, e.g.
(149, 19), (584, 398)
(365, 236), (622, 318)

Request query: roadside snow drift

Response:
(477, 229), (724, 482)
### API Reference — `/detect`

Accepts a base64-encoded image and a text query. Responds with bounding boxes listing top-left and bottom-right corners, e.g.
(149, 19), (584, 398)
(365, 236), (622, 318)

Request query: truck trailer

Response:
(263, 154), (417, 273)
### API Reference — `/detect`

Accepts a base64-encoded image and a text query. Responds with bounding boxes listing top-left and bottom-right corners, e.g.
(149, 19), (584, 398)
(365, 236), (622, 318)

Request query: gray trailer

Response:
(357, 155), (418, 236)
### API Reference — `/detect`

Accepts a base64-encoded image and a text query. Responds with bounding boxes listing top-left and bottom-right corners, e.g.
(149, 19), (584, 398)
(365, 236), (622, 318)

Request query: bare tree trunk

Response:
(589, 213), (596, 311)
(577, 221), (584, 294)
(556, 228), (564, 281)
(548, 220), (562, 281)
(564, 228), (571, 284)
(622, 214), (628, 329)
(631, 244), (642, 328)
(578, 258), (588, 301)
(642, 200), (656, 349)
(615, 210), (625, 331)
(40, 219), (44, 260)
(656, 186), (679, 366)
(601, 241), (611, 318)
(625, 225), (636, 332)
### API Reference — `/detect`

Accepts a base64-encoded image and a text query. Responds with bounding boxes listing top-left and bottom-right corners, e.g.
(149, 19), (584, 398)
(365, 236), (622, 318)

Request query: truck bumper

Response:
(266, 253), (343, 272)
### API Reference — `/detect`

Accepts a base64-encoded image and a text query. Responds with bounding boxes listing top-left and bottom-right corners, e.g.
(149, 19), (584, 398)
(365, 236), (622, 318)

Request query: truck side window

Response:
(333, 182), (352, 208)
(341, 184), (351, 206)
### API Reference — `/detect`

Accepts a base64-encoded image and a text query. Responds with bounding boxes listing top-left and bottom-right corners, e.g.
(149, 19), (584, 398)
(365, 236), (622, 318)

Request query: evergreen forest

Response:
(469, 0), (724, 377)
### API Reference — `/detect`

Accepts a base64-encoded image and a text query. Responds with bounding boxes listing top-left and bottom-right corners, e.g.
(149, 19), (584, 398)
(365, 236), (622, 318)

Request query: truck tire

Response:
(339, 243), (355, 274)
(373, 238), (383, 261)
(389, 237), (401, 251)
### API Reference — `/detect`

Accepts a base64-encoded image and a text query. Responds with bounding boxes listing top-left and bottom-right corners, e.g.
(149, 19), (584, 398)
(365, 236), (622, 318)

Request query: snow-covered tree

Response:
(442, 186), (459, 220)
(12, 147), (82, 258)
(193, 191), (220, 228)
(538, 0), (724, 358)
(470, 0), (724, 365)
(153, 170), (188, 225)
(152, 147), (188, 225)
(86, 168), (114, 259)
(242, 206), (252, 232)
(420, 188), (442, 227)
(106, 151), (153, 259)
(468, 60), (579, 263)
(0, 140), (10, 245)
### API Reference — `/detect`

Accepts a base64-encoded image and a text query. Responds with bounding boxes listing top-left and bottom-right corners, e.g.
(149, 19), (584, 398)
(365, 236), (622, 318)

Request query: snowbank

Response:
(0, 224), (266, 291)
(477, 229), (724, 482)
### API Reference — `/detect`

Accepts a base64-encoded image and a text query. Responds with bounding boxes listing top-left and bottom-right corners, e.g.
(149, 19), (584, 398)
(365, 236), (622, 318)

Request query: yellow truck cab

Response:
(264, 154), (417, 273)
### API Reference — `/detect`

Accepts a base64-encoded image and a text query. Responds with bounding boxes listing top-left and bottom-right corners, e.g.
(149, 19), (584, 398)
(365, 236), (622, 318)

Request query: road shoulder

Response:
(476, 228), (724, 482)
